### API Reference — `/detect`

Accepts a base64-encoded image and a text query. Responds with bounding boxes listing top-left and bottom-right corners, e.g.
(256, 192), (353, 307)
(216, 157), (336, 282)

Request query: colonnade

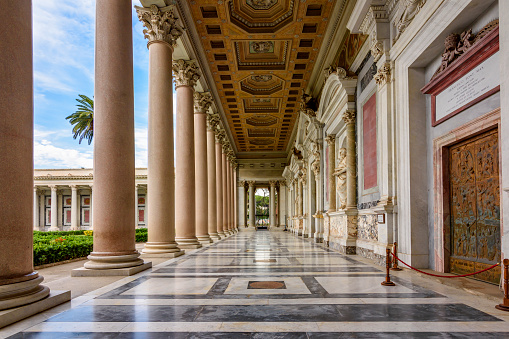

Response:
(238, 180), (282, 228)
(0, 0), (238, 314)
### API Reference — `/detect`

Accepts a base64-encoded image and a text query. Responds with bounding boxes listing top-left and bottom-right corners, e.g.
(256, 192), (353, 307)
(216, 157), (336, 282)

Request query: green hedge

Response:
(33, 228), (148, 266)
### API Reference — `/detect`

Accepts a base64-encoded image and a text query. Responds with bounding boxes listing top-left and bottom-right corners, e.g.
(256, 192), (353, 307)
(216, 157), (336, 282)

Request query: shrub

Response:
(135, 228), (148, 242)
(83, 230), (93, 236)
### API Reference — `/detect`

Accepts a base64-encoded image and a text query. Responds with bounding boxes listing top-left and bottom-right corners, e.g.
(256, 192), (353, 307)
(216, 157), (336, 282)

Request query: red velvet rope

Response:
(391, 252), (499, 278)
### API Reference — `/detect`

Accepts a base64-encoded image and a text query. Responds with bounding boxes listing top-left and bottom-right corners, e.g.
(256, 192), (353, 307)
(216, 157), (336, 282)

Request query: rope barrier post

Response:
(381, 248), (396, 286)
(496, 259), (509, 312)
(391, 242), (402, 271)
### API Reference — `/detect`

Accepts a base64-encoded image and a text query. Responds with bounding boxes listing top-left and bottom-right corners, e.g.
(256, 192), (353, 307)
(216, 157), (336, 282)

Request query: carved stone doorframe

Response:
(433, 108), (501, 273)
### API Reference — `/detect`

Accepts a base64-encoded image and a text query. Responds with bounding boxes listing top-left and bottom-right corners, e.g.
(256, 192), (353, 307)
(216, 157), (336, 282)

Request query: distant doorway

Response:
(449, 129), (500, 283)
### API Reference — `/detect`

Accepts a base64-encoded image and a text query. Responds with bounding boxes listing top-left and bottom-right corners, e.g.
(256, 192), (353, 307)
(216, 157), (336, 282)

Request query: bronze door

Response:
(449, 129), (500, 283)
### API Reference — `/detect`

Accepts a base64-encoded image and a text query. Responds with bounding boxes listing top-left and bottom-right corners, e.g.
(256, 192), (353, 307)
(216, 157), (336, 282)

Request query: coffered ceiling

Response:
(187, 0), (338, 154)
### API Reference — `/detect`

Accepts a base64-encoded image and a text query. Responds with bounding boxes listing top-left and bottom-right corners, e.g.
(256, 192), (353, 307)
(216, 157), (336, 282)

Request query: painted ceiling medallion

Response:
(251, 75), (272, 82)
(246, 0), (278, 10)
(249, 138), (275, 145)
(250, 41), (274, 53)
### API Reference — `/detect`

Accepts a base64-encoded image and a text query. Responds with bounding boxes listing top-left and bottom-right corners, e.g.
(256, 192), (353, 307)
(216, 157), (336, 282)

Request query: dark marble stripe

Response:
(43, 304), (501, 323)
(152, 267), (380, 274)
(9, 333), (509, 339)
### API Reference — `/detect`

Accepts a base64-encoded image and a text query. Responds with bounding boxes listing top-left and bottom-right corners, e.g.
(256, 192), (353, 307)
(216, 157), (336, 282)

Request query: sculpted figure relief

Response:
(334, 148), (347, 209)
(393, 0), (426, 42)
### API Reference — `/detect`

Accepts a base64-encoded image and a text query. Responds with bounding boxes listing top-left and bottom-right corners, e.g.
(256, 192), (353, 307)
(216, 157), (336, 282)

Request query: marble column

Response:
(233, 162), (238, 232)
(216, 131), (226, 237)
(81, 0), (146, 272)
(238, 181), (246, 227)
(500, 0), (509, 259)
(244, 185), (249, 227)
(33, 188), (40, 231)
(0, 0), (52, 311)
(325, 135), (336, 212)
(248, 181), (256, 227)
(173, 59), (201, 249)
(134, 184), (139, 228)
(49, 185), (58, 231)
(207, 114), (220, 240)
(194, 92), (213, 244)
(229, 160), (235, 233)
(137, 6), (184, 256)
(312, 163), (323, 242)
(269, 181), (277, 227)
(70, 185), (79, 230)
(343, 111), (357, 209)
(88, 185), (93, 230)
(222, 148), (231, 235)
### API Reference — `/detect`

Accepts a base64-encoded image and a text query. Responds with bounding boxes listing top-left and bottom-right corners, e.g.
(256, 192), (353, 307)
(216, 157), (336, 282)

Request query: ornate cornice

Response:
(135, 5), (183, 48)
(374, 62), (391, 86)
(172, 59), (200, 88)
(342, 110), (356, 124)
(194, 92), (212, 114)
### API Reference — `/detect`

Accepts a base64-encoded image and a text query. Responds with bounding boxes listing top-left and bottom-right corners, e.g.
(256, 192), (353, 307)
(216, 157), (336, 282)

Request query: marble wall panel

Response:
(357, 214), (378, 241)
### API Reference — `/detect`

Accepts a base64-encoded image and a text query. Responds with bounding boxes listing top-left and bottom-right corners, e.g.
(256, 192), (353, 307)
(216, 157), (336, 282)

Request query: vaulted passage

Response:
(10, 231), (509, 337)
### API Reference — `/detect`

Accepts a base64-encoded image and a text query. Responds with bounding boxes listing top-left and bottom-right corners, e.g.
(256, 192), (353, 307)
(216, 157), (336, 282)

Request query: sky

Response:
(32, 0), (172, 169)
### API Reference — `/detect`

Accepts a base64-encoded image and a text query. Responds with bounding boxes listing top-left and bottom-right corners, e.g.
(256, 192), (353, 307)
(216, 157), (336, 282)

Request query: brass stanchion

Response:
(391, 242), (402, 271)
(381, 248), (396, 286)
(496, 259), (509, 311)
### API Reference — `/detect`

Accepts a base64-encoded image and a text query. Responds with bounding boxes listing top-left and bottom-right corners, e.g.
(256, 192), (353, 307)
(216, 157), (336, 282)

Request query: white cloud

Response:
(34, 140), (93, 169)
(135, 127), (148, 167)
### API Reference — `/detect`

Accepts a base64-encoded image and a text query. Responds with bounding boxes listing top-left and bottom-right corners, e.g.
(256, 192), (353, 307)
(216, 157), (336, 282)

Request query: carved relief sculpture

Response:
(393, 0), (427, 43)
(136, 5), (184, 47)
(194, 92), (213, 113)
(334, 148), (347, 209)
(374, 62), (391, 86)
(299, 91), (318, 118)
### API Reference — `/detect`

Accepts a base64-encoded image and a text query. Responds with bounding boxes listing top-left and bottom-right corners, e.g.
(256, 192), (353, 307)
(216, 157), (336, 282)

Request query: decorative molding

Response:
(299, 92), (318, 118)
(172, 59), (201, 88)
(374, 62), (391, 86)
(324, 65), (348, 81)
(193, 92), (212, 114)
(135, 5), (183, 48)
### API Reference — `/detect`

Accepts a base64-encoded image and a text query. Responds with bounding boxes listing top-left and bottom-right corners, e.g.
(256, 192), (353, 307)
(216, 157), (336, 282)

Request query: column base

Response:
(142, 242), (183, 255)
(218, 231), (226, 238)
(72, 262), (152, 277)
(197, 235), (213, 245)
(0, 290), (71, 329)
(210, 233), (221, 241)
(176, 237), (202, 249)
(0, 275), (50, 311)
(83, 253), (145, 270)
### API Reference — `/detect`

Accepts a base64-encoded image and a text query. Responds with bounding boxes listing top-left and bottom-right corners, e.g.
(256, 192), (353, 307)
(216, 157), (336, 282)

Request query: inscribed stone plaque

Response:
(436, 51), (500, 121)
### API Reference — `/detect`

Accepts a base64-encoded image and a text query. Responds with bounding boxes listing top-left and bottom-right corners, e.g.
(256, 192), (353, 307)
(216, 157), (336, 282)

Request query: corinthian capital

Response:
(247, 181), (256, 188)
(269, 180), (278, 187)
(215, 128), (225, 143)
(194, 92), (213, 114)
(135, 5), (183, 47)
(342, 110), (356, 124)
(172, 59), (201, 88)
(325, 135), (335, 146)
(207, 113), (220, 131)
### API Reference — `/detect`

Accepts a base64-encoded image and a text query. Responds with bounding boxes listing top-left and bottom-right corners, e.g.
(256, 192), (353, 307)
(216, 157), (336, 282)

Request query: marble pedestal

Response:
(71, 262), (152, 277)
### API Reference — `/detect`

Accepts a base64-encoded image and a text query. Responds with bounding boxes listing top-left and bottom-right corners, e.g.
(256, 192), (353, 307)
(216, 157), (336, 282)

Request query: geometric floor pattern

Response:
(7, 231), (509, 338)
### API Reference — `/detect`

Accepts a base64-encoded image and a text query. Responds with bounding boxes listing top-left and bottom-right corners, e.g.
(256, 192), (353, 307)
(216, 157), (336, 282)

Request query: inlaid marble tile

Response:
(224, 277), (311, 295)
(315, 276), (417, 294)
(121, 277), (218, 295)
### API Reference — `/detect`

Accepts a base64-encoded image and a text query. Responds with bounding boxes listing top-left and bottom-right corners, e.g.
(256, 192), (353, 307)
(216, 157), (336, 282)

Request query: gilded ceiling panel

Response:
(188, 0), (336, 153)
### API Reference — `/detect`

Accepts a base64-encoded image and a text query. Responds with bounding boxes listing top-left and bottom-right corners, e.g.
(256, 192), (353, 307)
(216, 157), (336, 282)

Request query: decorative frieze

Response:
(136, 5), (183, 47)
(194, 92), (212, 114)
(357, 200), (380, 210)
(172, 59), (201, 88)
(374, 62), (391, 86)
(357, 214), (378, 241)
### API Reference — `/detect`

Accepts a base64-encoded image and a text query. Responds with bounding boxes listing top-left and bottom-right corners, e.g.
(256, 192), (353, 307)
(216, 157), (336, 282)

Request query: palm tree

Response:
(66, 94), (94, 145)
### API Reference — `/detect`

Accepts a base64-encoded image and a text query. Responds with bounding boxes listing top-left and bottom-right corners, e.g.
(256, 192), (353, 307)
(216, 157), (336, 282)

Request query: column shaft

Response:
(326, 136), (336, 211)
(0, 0), (50, 310)
(33, 188), (40, 230)
(71, 186), (79, 230)
(134, 185), (138, 228)
(207, 129), (219, 240)
(175, 84), (201, 248)
(216, 142), (225, 236)
(195, 108), (211, 244)
(269, 183), (276, 227)
(85, 0), (143, 270)
(50, 186), (58, 231)
(222, 151), (229, 234)
(233, 168), (238, 231)
(249, 183), (255, 227)
(346, 121), (357, 208)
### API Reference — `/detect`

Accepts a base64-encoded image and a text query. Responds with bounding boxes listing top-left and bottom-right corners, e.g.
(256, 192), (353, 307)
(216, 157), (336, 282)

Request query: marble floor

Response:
(4, 231), (509, 338)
